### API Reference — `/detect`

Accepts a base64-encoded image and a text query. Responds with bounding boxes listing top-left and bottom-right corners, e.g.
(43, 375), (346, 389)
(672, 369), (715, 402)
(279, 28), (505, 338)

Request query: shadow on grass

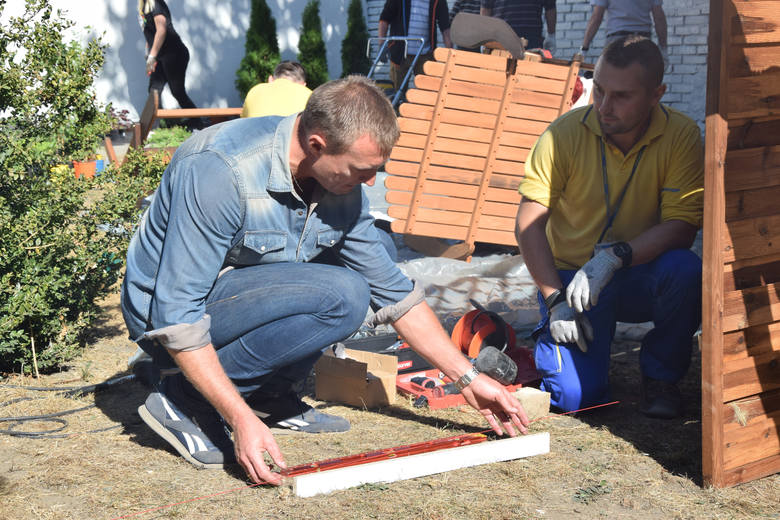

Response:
(578, 338), (704, 485)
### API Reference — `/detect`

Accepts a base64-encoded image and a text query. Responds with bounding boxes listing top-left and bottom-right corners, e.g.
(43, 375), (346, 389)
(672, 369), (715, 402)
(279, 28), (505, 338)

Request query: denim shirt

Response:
(121, 114), (415, 350)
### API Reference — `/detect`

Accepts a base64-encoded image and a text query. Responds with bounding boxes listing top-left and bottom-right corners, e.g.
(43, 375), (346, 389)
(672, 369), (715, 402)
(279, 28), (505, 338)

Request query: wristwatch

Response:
(454, 367), (480, 391)
(611, 241), (632, 268)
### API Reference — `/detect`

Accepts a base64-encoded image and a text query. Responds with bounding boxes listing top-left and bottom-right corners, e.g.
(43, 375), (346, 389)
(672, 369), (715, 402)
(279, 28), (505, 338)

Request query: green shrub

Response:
(297, 0), (329, 89)
(0, 0), (165, 374)
(341, 0), (370, 77)
(145, 126), (191, 149)
(235, 0), (281, 100)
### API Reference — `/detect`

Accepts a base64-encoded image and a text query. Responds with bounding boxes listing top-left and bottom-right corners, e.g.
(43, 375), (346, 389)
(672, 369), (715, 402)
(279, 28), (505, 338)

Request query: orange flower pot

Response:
(72, 160), (97, 179)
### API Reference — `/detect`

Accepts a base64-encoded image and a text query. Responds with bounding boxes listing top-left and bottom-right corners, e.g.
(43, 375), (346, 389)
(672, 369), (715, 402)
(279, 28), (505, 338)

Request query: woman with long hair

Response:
(138, 0), (201, 125)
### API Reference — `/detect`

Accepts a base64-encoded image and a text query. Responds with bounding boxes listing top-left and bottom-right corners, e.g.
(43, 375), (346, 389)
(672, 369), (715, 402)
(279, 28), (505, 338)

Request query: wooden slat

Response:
(388, 206), (515, 231)
(720, 454), (780, 487)
(730, 1), (780, 45)
(385, 176), (522, 204)
(724, 255), (780, 292)
(723, 145), (780, 193)
(506, 102), (560, 123)
(723, 388), (780, 426)
(723, 215), (780, 263)
(414, 75), (506, 100)
(423, 60), (508, 87)
(702, 0), (729, 488)
(728, 119), (780, 150)
(726, 185), (780, 221)
(722, 410), (780, 470)
(728, 45), (780, 78)
(386, 161), (523, 188)
(385, 191), (518, 218)
(723, 352), (780, 401)
(727, 73), (780, 120)
(723, 282), (780, 332)
(390, 219), (517, 246)
(399, 104), (498, 129)
(432, 46), (511, 72)
(723, 321), (780, 361)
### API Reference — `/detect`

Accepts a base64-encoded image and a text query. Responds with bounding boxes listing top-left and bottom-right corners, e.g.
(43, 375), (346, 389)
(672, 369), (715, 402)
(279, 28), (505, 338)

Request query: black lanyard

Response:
(596, 139), (646, 244)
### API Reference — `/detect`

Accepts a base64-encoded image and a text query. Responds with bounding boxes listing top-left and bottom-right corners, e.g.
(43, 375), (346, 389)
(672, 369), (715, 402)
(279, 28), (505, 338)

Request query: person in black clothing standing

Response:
(139, 0), (200, 124)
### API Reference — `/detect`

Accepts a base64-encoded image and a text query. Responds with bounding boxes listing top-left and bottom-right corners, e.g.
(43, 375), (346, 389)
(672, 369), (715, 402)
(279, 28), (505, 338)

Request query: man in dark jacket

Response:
(378, 0), (453, 95)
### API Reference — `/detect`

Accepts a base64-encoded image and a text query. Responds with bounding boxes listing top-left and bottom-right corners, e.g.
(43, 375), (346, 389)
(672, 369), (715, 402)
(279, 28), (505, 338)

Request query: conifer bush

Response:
(297, 0), (329, 89)
(341, 0), (370, 77)
(235, 0), (281, 99)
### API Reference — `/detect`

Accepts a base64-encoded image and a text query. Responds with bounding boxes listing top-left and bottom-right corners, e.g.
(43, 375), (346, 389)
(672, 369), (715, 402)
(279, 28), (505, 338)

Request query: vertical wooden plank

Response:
(702, 0), (729, 488)
(464, 60), (518, 251)
(403, 50), (457, 236)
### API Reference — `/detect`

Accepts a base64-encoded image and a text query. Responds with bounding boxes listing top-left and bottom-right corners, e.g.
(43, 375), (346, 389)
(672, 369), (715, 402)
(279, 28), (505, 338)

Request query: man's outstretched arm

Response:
(391, 302), (530, 436)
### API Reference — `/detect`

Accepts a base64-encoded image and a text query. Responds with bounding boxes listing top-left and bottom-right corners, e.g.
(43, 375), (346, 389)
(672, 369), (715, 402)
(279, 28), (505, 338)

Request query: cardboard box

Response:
(315, 348), (397, 408)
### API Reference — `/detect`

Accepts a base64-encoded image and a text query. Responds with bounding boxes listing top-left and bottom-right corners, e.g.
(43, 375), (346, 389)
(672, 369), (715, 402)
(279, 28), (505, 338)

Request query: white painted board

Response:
(291, 432), (550, 497)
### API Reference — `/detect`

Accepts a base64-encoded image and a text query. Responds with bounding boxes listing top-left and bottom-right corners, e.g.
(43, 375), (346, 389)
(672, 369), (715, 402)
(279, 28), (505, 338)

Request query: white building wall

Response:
(4, 0), (358, 120)
(366, 0), (710, 127)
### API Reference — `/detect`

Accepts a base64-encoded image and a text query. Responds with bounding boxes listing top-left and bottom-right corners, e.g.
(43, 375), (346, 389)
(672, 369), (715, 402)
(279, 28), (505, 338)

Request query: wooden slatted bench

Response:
(384, 47), (583, 259)
(130, 89), (243, 149)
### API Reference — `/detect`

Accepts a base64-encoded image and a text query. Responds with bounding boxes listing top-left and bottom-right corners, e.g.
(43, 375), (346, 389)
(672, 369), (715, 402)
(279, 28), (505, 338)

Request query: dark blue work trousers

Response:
(532, 249), (702, 411)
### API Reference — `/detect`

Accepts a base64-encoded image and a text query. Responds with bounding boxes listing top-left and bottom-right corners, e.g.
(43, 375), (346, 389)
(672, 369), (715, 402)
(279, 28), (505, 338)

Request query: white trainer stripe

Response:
(192, 434), (208, 453)
(160, 395), (181, 421)
(182, 432), (196, 454)
(286, 418), (310, 427)
(276, 421), (300, 430)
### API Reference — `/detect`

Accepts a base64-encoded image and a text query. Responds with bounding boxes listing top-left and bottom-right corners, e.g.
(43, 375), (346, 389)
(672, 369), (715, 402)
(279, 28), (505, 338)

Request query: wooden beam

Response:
(702, 0), (729, 488)
(290, 432), (550, 498)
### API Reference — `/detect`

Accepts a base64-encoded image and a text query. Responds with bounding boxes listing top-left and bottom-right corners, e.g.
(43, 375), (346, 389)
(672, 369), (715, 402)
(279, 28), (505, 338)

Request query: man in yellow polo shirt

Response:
(515, 36), (703, 419)
(241, 61), (312, 118)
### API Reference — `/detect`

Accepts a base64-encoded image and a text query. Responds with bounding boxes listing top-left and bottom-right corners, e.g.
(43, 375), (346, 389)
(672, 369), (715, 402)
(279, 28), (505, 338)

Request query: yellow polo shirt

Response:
(241, 78), (312, 118)
(519, 103), (704, 270)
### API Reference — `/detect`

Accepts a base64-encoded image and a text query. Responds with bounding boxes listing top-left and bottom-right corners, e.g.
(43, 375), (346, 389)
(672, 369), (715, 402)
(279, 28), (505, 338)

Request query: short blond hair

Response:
(300, 76), (399, 157)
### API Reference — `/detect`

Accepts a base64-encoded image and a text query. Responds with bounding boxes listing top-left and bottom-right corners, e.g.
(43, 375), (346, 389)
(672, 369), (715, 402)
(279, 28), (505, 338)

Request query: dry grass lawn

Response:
(1, 291), (778, 520)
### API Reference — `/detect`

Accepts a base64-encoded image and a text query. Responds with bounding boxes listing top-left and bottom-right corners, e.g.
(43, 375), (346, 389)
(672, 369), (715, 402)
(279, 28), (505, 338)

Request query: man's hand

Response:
(549, 300), (593, 353)
(459, 374), (530, 436)
(232, 413), (286, 485)
(146, 54), (157, 75)
(566, 248), (623, 312)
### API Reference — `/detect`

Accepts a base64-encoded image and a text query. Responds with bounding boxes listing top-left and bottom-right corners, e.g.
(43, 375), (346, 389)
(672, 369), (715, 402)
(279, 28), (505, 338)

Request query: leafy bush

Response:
(0, 0), (166, 374)
(297, 0), (329, 89)
(145, 126), (191, 149)
(341, 0), (370, 77)
(235, 0), (280, 100)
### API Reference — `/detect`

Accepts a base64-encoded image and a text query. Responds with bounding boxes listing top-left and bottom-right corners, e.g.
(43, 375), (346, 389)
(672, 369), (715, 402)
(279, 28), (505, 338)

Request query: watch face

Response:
(613, 242), (631, 266)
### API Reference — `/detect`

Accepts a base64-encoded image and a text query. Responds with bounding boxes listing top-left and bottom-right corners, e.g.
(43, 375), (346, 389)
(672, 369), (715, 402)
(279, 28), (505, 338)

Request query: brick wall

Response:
(366, 0), (710, 127)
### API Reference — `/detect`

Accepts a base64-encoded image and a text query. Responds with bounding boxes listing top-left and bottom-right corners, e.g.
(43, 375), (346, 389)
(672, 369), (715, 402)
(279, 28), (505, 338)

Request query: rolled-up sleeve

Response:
(660, 124), (704, 228)
(143, 152), (242, 350)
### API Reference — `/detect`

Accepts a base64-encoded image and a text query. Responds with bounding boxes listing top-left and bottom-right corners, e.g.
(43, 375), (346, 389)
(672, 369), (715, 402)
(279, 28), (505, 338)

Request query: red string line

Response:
(109, 399), (620, 519)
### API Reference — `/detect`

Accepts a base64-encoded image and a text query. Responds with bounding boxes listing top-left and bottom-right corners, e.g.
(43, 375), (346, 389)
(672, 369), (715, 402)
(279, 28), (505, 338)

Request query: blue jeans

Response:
(532, 249), (702, 411)
(140, 262), (370, 396)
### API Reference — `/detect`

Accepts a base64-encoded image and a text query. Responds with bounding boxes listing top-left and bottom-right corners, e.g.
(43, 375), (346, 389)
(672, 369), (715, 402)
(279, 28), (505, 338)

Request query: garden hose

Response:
(0, 373), (136, 438)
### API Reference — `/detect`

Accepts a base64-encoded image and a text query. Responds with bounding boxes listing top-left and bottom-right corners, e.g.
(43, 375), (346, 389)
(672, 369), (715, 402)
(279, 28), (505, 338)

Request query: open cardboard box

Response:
(314, 348), (397, 408)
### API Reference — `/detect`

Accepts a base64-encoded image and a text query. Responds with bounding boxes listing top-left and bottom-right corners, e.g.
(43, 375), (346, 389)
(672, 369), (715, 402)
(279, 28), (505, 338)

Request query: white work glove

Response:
(544, 33), (556, 55)
(145, 54), (157, 75)
(549, 300), (593, 353)
(660, 45), (669, 71)
(566, 248), (623, 313)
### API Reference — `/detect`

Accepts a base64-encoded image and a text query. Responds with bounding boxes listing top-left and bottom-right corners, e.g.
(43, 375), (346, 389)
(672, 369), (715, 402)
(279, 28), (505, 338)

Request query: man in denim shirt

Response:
(121, 76), (528, 485)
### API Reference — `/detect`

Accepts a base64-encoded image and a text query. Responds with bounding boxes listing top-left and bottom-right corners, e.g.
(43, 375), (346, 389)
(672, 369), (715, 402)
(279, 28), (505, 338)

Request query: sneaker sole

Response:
(138, 404), (230, 469)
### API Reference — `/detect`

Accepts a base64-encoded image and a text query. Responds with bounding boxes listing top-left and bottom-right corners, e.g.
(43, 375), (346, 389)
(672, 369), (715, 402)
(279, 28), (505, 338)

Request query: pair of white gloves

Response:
(547, 248), (624, 352)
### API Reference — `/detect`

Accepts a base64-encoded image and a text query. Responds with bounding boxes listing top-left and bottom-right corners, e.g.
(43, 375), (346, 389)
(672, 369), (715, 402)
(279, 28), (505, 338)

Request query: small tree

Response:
(297, 0), (329, 89)
(235, 0), (280, 100)
(341, 0), (370, 77)
(0, 0), (158, 374)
